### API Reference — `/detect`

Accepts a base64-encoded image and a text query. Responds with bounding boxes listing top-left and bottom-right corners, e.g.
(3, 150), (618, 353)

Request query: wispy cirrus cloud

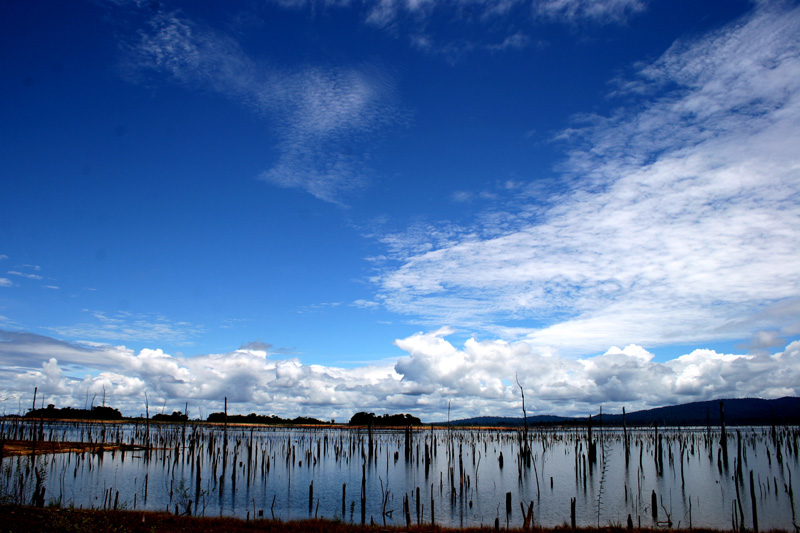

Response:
(534, 0), (646, 23)
(371, 2), (800, 355)
(47, 310), (206, 347)
(270, 0), (644, 61)
(334, 0), (647, 28)
(1, 328), (798, 420)
(7, 270), (43, 280)
(121, 9), (400, 205)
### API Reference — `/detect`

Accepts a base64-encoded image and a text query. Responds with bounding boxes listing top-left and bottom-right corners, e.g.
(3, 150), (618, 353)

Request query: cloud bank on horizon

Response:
(2, 328), (799, 420)
(1, 0), (800, 420)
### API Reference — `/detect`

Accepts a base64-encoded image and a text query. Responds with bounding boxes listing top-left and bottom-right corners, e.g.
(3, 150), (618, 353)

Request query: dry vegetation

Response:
(1, 439), (147, 457)
(1, 504), (787, 533)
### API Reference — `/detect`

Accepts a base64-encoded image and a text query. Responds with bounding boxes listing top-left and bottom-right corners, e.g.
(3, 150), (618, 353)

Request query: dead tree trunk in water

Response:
(144, 390), (150, 450)
(623, 406), (629, 466)
(720, 400), (729, 468)
(516, 374), (530, 464)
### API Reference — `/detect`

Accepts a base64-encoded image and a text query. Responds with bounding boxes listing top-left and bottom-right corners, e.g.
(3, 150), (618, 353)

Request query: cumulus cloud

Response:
(121, 9), (399, 205)
(372, 3), (800, 355)
(739, 329), (786, 355)
(239, 340), (273, 352)
(0, 278), (12, 288)
(1, 329), (797, 421)
(0, 329), (403, 419)
(395, 329), (800, 416)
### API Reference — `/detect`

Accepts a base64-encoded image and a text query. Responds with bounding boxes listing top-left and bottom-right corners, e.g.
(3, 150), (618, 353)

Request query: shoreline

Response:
(0, 505), (786, 533)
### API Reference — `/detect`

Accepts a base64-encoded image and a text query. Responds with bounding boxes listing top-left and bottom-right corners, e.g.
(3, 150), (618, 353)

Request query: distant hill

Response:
(434, 414), (574, 427)
(437, 397), (800, 427)
(600, 397), (800, 426)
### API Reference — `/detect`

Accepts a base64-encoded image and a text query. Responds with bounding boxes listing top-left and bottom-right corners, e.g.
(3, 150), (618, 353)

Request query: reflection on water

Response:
(2, 420), (798, 529)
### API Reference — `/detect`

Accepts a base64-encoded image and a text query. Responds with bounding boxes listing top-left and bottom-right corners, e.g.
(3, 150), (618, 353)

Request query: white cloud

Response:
(47, 310), (206, 346)
(488, 32), (532, 51)
(371, 3), (800, 355)
(265, 0), (641, 61)
(352, 298), (380, 309)
(1, 328), (797, 420)
(122, 10), (399, 205)
(534, 0), (646, 23)
(0, 329), (405, 419)
(7, 270), (43, 280)
(739, 329), (787, 355)
(0, 278), (12, 287)
(394, 329), (800, 415)
(353, 0), (646, 27)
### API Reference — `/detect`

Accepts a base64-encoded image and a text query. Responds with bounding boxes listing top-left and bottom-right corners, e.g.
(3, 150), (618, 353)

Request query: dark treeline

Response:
(204, 412), (422, 426)
(152, 411), (189, 422)
(18, 397), (798, 427)
(206, 412), (328, 425)
(14, 403), (421, 427)
(348, 412), (422, 426)
(24, 404), (123, 420)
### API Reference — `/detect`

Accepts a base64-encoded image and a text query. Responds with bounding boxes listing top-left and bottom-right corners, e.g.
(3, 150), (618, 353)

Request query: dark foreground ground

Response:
(0, 505), (793, 533)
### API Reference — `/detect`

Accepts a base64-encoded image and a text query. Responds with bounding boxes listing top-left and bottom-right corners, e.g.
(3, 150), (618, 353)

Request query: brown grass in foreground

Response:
(0, 505), (792, 533)
(0, 439), (148, 457)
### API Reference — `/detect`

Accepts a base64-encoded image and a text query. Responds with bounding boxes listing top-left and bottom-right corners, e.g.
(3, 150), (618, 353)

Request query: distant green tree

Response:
(152, 410), (188, 422)
(348, 412), (422, 426)
(205, 412), (326, 425)
(26, 405), (123, 420)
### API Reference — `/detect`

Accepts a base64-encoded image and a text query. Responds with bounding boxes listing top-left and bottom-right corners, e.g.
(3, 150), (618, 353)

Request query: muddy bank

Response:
(0, 439), (147, 457)
(0, 505), (773, 533)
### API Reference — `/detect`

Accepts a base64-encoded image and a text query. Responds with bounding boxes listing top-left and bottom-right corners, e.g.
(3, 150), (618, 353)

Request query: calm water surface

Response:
(2, 421), (798, 530)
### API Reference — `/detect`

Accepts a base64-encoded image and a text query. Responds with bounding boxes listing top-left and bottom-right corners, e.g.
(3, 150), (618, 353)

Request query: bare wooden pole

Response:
(750, 469), (759, 533)
(720, 400), (729, 468)
(144, 390), (150, 450)
(516, 373), (530, 462)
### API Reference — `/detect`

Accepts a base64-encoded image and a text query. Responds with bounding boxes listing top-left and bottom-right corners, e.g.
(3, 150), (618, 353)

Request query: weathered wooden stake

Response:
(750, 470), (759, 533)
(570, 497), (576, 530)
(651, 490), (658, 521)
(416, 486), (420, 524)
(431, 490), (435, 525)
(720, 400), (729, 467)
(361, 463), (366, 525)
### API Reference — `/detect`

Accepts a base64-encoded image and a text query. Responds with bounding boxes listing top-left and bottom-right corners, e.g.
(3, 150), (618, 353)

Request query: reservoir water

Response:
(2, 420), (798, 530)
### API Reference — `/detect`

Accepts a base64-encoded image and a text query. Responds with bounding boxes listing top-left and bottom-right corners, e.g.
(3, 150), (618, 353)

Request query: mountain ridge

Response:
(435, 396), (800, 427)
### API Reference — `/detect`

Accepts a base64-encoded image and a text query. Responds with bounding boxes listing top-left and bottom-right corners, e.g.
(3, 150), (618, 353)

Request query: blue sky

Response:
(2, 0), (799, 420)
